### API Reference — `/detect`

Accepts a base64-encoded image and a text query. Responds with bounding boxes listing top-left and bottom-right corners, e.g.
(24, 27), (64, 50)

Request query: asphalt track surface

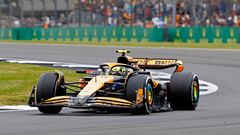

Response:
(0, 43), (240, 135)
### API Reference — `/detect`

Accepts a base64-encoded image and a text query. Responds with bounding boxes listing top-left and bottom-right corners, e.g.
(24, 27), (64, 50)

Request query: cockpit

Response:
(100, 63), (136, 77)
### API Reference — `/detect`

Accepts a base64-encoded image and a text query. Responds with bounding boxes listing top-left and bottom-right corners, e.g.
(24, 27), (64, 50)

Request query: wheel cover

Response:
(192, 80), (199, 105)
(146, 84), (154, 106)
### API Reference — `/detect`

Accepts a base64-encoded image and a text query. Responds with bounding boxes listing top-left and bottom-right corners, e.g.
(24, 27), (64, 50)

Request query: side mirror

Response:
(76, 70), (87, 74)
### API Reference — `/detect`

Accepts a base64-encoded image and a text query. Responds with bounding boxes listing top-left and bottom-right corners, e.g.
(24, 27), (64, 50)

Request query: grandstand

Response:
(0, 0), (76, 18)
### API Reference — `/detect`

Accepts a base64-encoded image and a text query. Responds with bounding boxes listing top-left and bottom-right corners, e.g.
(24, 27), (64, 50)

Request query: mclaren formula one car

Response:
(28, 50), (200, 115)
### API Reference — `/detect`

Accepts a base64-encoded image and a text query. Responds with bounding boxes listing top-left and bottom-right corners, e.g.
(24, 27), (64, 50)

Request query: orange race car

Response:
(28, 50), (200, 115)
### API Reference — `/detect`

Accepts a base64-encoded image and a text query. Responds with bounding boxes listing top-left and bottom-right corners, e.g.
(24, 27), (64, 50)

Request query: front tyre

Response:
(126, 75), (154, 114)
(36, 73), (65, 114)
(168, 72), (200, 110)
(38, 106), (62, 114)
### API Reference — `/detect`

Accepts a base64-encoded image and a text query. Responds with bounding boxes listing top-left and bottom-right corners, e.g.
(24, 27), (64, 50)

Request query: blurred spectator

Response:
(152, 13), (165, 28)
(3, 0), (240, 28)
(43, 16), (50, 28)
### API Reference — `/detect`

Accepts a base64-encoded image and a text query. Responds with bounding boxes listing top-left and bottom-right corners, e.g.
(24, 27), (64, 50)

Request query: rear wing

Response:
(116, 50), (184, 72)
(133, 58), (184, 72)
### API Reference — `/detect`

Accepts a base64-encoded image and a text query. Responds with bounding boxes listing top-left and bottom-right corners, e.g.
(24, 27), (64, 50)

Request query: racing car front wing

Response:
(28, 87), (135, 109)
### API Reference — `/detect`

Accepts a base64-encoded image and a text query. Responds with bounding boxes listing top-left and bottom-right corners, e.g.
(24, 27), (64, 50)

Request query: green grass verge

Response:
(0, 62), (82, 105)
(1, 39), (240, 49)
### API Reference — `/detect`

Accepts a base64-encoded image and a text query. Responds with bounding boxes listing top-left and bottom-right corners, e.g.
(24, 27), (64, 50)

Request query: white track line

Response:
(199, 80), (219, 95)
(58, 64), (99, 68)
(0, 105), (37, 112)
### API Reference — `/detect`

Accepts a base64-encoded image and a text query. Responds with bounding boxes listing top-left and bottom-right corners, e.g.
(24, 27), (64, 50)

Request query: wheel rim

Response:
(192, 80), (199, 106)
(146, 83), (154, 106)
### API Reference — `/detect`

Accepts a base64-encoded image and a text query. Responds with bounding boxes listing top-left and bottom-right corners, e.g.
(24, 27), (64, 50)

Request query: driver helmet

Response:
(111, 66), (127, 76)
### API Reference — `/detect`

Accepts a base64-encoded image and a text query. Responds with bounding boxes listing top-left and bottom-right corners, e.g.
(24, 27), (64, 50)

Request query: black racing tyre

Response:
(168, 72), (200, 110)
(36, 73), (65, 114)
(126, 74), (154, 114)
(38, 106), (62, 114)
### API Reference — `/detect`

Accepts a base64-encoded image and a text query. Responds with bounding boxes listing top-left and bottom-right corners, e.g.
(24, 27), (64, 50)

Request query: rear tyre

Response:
(36, 73), (65, 114)
(126, 74), (154, 114)
(168, 72), (199, 110)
